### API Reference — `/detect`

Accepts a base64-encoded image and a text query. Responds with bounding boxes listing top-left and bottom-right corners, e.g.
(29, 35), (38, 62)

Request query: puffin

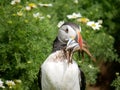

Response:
(38, 22), (95, 90)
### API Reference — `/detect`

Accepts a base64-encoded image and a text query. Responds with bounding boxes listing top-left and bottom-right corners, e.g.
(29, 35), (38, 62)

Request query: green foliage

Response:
(0, 0), (119, 90)
(111, 74), (120, 90)
(78, 60), (99, 84)
(0, 1), (57, 89)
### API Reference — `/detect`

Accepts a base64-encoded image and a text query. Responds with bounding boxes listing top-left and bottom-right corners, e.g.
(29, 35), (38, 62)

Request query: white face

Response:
(58, 25), (77, 44)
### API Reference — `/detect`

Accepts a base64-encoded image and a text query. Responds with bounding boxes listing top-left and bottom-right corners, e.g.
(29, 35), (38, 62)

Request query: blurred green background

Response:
(0, 0), (120, 90)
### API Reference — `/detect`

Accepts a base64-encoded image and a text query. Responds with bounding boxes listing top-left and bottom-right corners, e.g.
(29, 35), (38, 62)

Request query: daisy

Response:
(97, 20), (103, 24)
(67, 13), (82, 19)
(57, 21), (65, 28)
(87, 21), (102, 30)
(73, 0), (79, 4)
(115, 72), (119, 76)
(38, 3), (53, 7)
(6, 80), (15, 88)
(33, 12), (40, 18)
(0, 79), (5, 88)
(46, 14), (51, 19)
(33, 12), (45, 20)
(88, 64), (94, 69)
(11, 0), (21, 5)
(25, 6), (31, 11)
(17, 11), (23, 16)
(39, 16), (45, 20)
(25, 3), (37, 11)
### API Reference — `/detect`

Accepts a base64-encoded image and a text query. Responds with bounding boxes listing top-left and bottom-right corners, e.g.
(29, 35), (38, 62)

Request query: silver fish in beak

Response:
(66, 38), (96, 63)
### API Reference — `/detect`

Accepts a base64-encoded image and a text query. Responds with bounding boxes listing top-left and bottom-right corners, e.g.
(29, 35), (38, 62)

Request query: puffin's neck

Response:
(50, 50), (67, 62)
(52, 37), (66, 52)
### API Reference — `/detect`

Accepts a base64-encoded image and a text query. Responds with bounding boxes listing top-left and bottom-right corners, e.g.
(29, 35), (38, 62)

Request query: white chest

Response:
(41, 51), (80, 90)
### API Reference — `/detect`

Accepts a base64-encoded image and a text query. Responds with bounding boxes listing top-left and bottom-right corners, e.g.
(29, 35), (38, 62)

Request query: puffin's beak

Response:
(66, 30), (96, 62)
(77, 31), (83, 50)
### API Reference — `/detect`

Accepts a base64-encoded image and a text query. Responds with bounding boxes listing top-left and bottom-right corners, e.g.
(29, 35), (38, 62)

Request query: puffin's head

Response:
(58, 22), (95, 63)
(58, 22), (82, 51)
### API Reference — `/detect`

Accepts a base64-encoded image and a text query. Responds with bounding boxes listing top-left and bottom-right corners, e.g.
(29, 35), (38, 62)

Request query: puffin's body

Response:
(41, 50), (80, 90)
(39, 22), (86, 90)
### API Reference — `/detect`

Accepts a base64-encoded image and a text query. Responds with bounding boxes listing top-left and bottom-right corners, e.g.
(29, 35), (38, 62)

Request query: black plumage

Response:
(52, 37), (66, 52)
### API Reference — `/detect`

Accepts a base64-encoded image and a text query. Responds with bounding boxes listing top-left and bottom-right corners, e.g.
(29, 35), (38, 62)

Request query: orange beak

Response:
(77, 31), (83, 50)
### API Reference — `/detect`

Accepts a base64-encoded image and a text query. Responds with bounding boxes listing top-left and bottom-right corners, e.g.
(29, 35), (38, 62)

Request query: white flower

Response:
(115, 72), (119, 76)
(87, 21), (102, 30)
(6, 80), (15, 88)
(17, 11), (23, 16)
(67, 13), (82, 19)
(0, 79), (5, 88)
(57, 21), (65, 28)
(97, 20), (103, 24)
(88, 64), (94, 69)
(33, 13), (45, 20)
(87, 21), (95, 26)
(11, 1), (16, 5)
(11, 0), (21, 5)
(33, 12), (40, 18)
(25, 3), (37, 11)
(38, 3), (53, 7)
(74, 0), (79, 4)
(39, 16), (45, 20)
(25, 6), (31, 11)
(46, 15), (51, 18)
(14, 0), (21, 3)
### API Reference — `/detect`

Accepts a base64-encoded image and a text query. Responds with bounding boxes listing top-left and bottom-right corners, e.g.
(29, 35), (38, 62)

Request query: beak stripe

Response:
(77, 31), (83, 49)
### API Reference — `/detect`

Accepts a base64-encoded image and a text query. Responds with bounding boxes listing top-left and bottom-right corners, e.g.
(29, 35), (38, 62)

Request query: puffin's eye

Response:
(65, 29), (68, 33)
